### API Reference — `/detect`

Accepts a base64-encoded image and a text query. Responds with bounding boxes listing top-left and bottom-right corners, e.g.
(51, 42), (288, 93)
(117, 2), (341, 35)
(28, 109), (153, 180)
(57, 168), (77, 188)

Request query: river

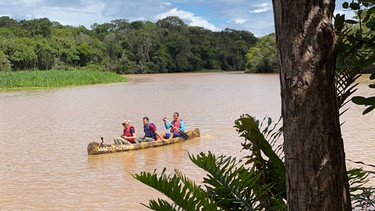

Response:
(0, 72), (373, 210)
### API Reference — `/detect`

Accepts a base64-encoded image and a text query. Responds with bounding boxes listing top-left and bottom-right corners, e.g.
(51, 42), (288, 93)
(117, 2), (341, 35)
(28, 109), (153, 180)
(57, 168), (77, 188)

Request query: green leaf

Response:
(370, 72), (375, 80)
(365, 21), (375, 29)
(367, 6), (375, 15)
(352, 96), (375, 115)
(363, 106), (375, 115)
(350, 2), (360, 10)
(334, 14), (345, 31)
(143, 199), (177, 211)
(352, 96), (367, 104)
(342, 2), (349, 9)
(345, 19), (358, 24)
(365, 97), (375, 104)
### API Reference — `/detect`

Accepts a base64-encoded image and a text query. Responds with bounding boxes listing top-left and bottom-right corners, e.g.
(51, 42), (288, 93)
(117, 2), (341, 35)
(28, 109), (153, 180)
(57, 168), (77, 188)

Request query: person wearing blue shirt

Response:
(162, 112), (185, 140)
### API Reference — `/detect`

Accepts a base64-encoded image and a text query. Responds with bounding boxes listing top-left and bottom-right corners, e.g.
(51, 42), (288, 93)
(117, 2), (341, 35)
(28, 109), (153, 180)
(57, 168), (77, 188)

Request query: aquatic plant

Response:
(0, 70), (127, 89)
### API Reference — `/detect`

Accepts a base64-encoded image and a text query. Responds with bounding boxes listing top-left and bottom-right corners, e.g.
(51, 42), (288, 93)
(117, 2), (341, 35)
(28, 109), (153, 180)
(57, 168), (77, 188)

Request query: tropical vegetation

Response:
(133, 0), (375, 210)
(0, 69), (127, 89)
(0, 0), (374, 208)
(133, 115), (374, 210)
(0, 16), (257, 73)
(245, 33), (278, 73)
(336, 1), (375, 114)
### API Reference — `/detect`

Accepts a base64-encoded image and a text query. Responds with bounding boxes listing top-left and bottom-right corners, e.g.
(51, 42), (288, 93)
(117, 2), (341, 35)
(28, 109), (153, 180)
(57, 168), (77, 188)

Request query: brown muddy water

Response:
(0, 72), (373, 210)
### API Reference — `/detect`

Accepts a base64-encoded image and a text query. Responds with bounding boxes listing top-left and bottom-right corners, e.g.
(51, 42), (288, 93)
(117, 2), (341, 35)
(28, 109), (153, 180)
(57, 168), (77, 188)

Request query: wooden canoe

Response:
(87, 128), (200, 155)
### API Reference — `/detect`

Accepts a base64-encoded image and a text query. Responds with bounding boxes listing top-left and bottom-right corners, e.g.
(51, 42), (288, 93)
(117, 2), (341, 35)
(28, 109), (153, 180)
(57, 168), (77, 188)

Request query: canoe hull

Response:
(87, 128), (200, 155)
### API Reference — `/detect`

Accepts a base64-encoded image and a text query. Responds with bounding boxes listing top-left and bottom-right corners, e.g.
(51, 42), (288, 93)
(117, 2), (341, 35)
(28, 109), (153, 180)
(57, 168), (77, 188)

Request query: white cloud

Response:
(0, 0), (276, 35)
(250, 3), (272, 14)
(233, 18), (247, 24)
(0, 0), (355, 37)
(155, 8), (217, 31)
(162, 1), (172, 7)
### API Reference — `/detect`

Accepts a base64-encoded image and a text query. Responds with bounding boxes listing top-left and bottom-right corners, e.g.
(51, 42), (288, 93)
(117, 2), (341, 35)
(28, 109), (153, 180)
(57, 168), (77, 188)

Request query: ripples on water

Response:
(0, 72), (373, 210)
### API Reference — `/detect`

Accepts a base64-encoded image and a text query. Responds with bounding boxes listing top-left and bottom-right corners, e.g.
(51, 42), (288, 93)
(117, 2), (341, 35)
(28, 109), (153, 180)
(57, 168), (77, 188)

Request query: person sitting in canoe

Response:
(114, 120), (137, 145)
(137, 117), (164, 142)
(161, 112), (185, 140)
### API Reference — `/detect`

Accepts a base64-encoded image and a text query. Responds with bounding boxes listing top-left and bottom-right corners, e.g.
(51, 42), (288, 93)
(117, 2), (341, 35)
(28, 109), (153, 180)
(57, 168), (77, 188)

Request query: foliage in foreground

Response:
(134, 151), (284, 211)
(352, 71), (375, 114)
(348, 168), (375, 209)
(133, 115), (374, 210)
(0, 69), (127, 89)
(334, 1), (375, 114)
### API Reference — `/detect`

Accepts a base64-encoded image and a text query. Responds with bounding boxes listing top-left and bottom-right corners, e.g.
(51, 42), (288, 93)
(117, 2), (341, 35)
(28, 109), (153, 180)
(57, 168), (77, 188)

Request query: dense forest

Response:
(245, 33), (277, 73)
(0, 16), (260, 73)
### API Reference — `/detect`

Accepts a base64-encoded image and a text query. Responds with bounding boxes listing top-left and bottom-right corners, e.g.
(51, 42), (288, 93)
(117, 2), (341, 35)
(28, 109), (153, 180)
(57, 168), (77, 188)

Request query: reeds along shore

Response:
(0, 70), (127, 89)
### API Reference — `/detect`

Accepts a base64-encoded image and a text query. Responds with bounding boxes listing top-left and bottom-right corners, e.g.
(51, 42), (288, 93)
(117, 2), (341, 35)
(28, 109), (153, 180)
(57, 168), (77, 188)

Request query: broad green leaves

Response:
(234, 115), (286, 200)
(352, 95), (375, 114)
(133, 151), (285, 211)
(336, 1), (375, 114)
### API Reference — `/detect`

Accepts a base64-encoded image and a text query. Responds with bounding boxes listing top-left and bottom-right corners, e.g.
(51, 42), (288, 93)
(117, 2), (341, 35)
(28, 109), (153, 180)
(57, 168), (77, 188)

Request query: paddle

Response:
(165, 119), (189, 140)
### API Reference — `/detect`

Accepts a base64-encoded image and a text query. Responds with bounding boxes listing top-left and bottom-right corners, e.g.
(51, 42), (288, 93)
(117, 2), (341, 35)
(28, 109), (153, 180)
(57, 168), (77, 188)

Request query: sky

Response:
(0, 0), (352, 37)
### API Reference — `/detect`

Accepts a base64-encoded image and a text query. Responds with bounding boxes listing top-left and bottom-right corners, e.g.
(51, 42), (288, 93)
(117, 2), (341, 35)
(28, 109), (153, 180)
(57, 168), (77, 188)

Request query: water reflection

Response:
(0, 72), (373, 210)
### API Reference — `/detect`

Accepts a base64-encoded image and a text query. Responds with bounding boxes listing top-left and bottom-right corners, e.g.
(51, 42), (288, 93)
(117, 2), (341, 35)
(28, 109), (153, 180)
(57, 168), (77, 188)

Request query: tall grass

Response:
(0, 70), (128, 89)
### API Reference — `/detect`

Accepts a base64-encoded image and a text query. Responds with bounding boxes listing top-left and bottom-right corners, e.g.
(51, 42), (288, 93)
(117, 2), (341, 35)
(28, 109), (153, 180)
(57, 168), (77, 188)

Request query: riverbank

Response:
(0, 70), (128, 89)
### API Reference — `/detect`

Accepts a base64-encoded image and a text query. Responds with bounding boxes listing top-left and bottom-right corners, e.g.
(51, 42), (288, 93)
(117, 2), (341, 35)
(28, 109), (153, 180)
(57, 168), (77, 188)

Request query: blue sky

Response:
(0, 0), (352, 37)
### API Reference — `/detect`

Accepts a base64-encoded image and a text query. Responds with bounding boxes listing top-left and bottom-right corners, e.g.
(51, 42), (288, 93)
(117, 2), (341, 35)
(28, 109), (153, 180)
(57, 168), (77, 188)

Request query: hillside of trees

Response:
(0, 16), (259, 73)
(245, 33), (278, 73)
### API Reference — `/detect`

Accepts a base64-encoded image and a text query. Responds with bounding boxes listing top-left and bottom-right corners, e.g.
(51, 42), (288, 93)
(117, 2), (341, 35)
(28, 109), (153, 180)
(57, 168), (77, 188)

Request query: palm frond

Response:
(133, 168), (217, 211)
(347, 168), (375, 209)
(173, 169), (215, 210)
(335, 64), (361, 110)
(189, 151), (285, 210)
(234, 114), (286, 200)
(141, 198), (179, 211)
(262, 116), (283, 154)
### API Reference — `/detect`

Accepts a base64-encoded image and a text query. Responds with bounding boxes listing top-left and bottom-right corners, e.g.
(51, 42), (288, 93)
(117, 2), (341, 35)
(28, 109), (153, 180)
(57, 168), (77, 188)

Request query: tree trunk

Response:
(272, 0), (351, 210)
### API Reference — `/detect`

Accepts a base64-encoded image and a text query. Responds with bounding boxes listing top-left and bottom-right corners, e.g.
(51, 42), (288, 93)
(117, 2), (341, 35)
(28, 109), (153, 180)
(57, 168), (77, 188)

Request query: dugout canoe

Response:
(87, 128), (200, 155)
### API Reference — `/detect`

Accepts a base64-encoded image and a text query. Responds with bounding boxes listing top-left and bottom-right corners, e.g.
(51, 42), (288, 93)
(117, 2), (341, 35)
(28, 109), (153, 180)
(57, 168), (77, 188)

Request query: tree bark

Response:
(272, 0), (351, 210)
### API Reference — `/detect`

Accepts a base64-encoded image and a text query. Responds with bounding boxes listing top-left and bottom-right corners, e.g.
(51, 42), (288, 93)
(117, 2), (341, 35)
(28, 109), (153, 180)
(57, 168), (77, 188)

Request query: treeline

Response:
(0, 16), (259, 73)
